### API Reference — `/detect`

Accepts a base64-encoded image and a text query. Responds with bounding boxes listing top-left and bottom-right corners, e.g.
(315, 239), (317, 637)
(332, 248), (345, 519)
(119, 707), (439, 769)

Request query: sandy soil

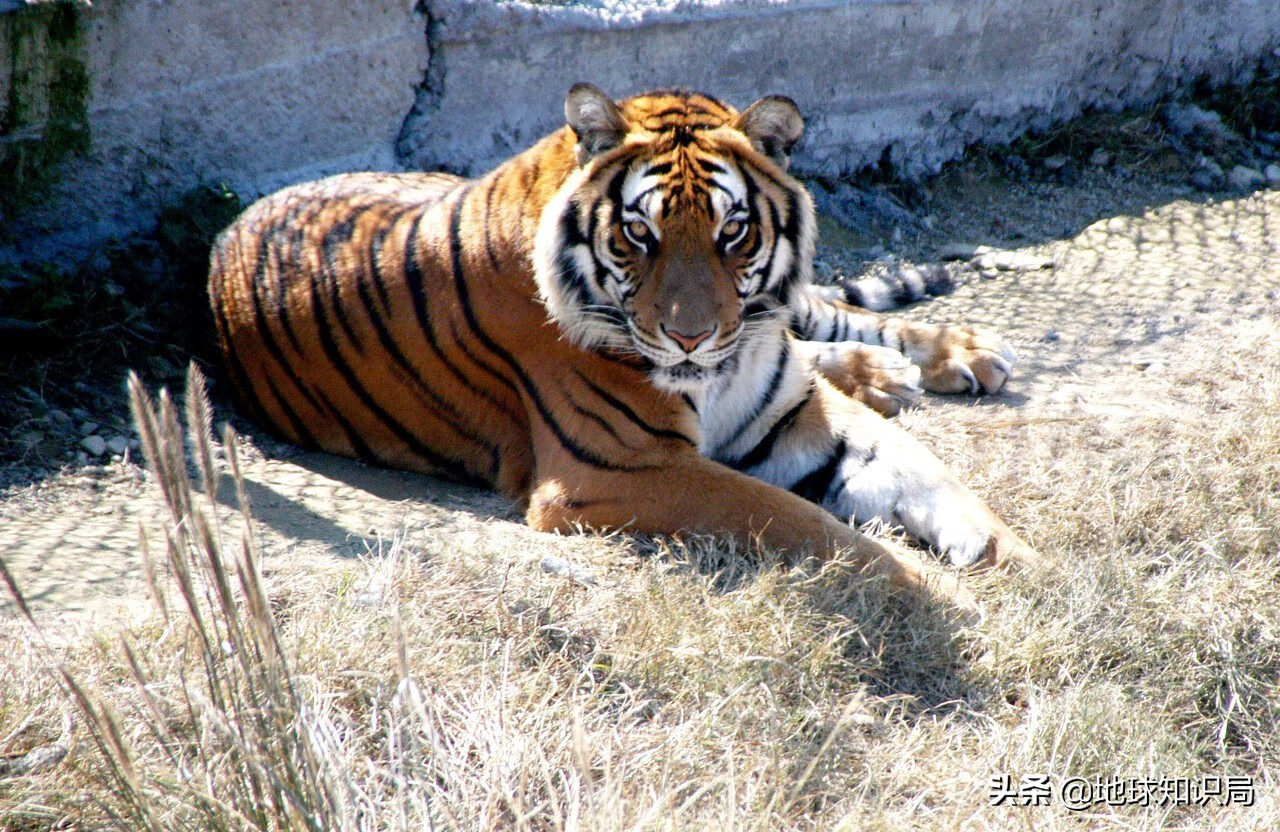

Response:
(2, 156), (1278, 635)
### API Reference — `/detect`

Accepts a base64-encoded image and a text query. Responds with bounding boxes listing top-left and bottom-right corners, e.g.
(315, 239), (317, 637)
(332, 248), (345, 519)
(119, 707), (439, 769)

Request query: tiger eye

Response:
(625, 220), (651, 242)
(721, 220), (744, 241)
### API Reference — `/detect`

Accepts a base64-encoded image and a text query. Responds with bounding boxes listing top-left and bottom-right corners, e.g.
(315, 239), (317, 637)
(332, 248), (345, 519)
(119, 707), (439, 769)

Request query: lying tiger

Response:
(209, 85), (1040, 605)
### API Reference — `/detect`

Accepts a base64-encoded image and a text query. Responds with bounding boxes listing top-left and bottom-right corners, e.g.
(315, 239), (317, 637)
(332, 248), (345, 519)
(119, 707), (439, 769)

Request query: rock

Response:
(974, 249), (1053, 272)
(1089, 148), (1113, 167)
(1265, 164), (1280, 187)
(80, 421), (100, 436)
(80, 435), (107, 457)
(990, 250), (1054, 271)
(1163, 103), (1225, 138)
(1259, 131), (1280, 147)
(75, 451), (89, 466)
(1041, 330), (1061, 343)
(1189, 169), (1220, 192)
(16, 431), (43, 447)
(1043, 155), (1069, 171)
(938, 243), (992, 261)
(1199, 158), (1224, 178)
(47, 409), (72, 427)
(1227, 165), (1265, 192)
(105, 436), (129, 456)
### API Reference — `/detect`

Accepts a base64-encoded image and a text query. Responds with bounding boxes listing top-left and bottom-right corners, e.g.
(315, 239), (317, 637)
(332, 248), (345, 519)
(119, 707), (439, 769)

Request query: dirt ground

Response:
(2, 138), (1279, 637)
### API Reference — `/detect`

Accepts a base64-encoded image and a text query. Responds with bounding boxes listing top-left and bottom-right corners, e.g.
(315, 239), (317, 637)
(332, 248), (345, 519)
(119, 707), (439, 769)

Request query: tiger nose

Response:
(662, 324), (714, 353)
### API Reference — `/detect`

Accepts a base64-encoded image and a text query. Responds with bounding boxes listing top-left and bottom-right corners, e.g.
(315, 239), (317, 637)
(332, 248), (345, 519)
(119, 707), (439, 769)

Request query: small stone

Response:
(990, 250), (1054, 271)
(80, 421), (100, 436)
(80, 435), (107, 456)
(1041, 330), (1061, 343)
(1042, 155), (1069, 171)
(1189, 169), (1220, 192)
(1163, 103), (1224, 137)
(47, 409), (72, 427)
(1265, 164), (1280, 187)
(1227, 165), (1266, 192)
(938, 243), (992, 261)
(979, 269), (1000, 280)
(1260, 131), (1280, 147)
(16, 430), (43, 447)
(74, 451), (88, 466)
(105, 436), (129, 456)
(1089, 148), (1112, 167)
(1199, 158), (1224, 178)
(974, 253), (997, 271)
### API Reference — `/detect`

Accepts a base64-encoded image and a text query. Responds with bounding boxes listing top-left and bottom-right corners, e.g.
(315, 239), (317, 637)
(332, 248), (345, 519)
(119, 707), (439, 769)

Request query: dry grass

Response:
(2, 333), (1279, 829)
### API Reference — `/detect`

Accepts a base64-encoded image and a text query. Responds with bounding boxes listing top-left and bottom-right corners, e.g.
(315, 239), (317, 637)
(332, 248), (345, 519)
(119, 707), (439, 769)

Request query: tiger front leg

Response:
(792, 339), (923, 417)
(525, 445), (976, 610)
(761, 378), (1041, 570)
(791, 287), (1018, 396)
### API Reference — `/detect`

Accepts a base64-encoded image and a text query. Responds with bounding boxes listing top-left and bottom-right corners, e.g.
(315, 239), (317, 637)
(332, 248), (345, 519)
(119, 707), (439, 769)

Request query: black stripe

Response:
(568, 400), (632, 447)
(253, 222), (302, 353)
(312, 387), (377, 463)
(482, 175), (503, 272)
(713, 342), (791, 459)
(321, 217), (364, 353)
(262, 373), (320, 450)
(447, 186), (657, 472)
(369, 206), (414, 313)
(245, 242), (334, 426)
(789, 439), (846, 503)
(729, 385), (813, 471)
(402, 206), (522, 418)
(306, 239), (481, 484)
(573, 369), (695, 446)
(352, 233), (501, 452)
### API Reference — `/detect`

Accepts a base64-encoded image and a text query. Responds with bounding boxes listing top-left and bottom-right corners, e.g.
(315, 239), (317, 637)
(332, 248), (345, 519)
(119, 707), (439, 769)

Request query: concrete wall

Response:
(400, 0), (1280, 179)
(4, 0), (1280, 262)
(2, 0), (427, 260)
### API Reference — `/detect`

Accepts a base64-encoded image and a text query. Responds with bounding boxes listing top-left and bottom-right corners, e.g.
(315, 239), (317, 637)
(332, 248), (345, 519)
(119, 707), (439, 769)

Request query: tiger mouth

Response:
(664, 361), (709, 379)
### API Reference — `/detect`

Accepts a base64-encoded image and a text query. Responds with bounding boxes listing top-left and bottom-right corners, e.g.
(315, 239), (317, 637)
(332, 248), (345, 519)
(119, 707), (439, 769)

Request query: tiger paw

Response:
(918, 326), (1017, 395)
(811, 342), (923, 417)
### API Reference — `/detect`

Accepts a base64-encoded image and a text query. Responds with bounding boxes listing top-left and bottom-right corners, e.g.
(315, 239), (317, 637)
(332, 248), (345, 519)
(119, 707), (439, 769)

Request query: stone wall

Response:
(3, 0), (1280, 261)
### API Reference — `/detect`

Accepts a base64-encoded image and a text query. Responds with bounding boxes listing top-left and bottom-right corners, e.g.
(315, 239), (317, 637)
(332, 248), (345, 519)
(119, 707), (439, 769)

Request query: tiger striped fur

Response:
(209, 85), (1039, 605)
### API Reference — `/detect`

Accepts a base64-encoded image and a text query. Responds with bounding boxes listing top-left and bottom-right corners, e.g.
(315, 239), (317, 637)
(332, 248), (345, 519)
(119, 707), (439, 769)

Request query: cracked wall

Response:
(3, 0), (1279, 262)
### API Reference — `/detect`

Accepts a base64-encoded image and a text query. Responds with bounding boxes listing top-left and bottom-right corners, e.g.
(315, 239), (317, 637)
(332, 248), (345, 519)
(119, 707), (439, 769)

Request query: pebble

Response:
(1265, 164), (1280, 188)
(1043, 155), (1069, 171)
(974, 250), (1054, 272)
(48, 409), (72, 427)
(1041, 330), (1061, 343)
(80, 435), (107, 456)
(1189, 169), (1220, 192)
(80, 421), (100, 437)
(1089, 148), (1113, 167)
(1227, 165), (1265, 192)
(1163, 103), (1224, 137)
(105, 436), (129, 456)
(938, 243), (992, 261)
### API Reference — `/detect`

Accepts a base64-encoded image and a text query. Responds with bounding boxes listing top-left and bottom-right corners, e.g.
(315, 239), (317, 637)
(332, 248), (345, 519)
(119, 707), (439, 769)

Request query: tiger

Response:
(208, 84), (1040, 607)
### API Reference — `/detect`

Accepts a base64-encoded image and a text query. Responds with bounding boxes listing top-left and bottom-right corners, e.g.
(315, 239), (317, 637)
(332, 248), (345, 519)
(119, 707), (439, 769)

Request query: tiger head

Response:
(533, 84), (817, 394)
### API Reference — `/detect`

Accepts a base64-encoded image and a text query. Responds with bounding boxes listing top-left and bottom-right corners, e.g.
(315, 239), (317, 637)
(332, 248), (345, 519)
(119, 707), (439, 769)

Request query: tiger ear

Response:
(566, 83), (628, 166)
(734, 96), (804, 170)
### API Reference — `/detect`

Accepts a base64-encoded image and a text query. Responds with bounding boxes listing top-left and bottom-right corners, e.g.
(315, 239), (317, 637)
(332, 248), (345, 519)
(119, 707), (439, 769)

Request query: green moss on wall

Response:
(0, 2), (90, 234)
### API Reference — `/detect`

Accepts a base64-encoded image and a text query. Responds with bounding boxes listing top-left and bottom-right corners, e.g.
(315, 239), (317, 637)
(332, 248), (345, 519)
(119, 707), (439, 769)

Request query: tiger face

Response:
(534, 85), (817, 394)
